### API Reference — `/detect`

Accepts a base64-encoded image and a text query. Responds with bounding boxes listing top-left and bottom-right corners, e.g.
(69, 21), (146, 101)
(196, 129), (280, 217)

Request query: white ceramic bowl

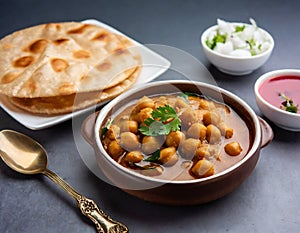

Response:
(201, 23), (274, 75)
(254, 69), (300, 131)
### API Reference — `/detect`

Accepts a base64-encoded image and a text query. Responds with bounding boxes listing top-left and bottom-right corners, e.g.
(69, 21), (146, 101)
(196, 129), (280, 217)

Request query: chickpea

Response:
(215, 103), (231, 114)
(137, 107), (153, 124)
(217, 122), (234, 139)
(106, 124), (120, 140)
(102, 137), (111, 150)
(199, 99), (216, 111)
(191, 159), (214, 178)
(165, 131), (185, 148)
(108, 140), (124, 160)
(224, 142), (242, 156)
(140, 165), (163, 176)
(124, 151), (144, 163)
(129, 112), (138, 122)
(119, 119), (138, 134)
(180, 138), (201, 159)
(208, 144), (222, 160)
(179, 108), (197, 129)
(181, 160), (193, 169)
(159, 147), (178, 166)
(187, 123), (207, 141)
(154, 100), (167, 109)
(156, 96), (167, 104)
(120, 132), (140, 150)
(174, 98), (188, 110)
(194, 109), (208, 123)
(202, 111), (221, 126)
(195, 144), (210, 160)
(225, 128), (234, 139)
(206, 124), (222, 144)
(135, 96), (155, 112)
(142, 136), (163, 154)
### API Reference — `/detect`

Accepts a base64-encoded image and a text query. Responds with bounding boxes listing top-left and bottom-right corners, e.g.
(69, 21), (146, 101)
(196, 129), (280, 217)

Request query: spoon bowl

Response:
(0, 130), (47, 174)
(0, 129), (128, 233)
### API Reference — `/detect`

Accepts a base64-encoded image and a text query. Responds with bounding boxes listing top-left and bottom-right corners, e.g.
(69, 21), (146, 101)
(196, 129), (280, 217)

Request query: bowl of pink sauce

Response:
(255, 69), (300, 131)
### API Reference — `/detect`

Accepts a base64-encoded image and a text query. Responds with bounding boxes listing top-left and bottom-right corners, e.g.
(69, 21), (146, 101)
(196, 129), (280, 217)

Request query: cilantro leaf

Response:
(279, 93), (299, 113)
(181, 91), (198, 99)
(206, 31), (227, 50)
(246, 38), (257, 56)
(101, 119), (113, 137)
(138, 105), (181, 136)
(152, 105), (177, 122)
(139, 120), (167, 136)
(286, 105), (298, 113)
(180, 92), (198, 102)
(258, 44), (262, 51)
(235, 25), (245, 32)
(144, 150), (160, 162)
(165, 117), (181, 133)
(246, 39), (255, 49)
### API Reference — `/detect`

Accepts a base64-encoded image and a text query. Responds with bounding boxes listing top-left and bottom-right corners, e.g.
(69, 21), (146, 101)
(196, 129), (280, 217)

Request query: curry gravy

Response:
(101, 93), (250, 181)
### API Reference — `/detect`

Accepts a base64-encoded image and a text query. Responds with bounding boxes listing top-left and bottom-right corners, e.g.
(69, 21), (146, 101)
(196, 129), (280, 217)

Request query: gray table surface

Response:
(1, 0), (300, 232)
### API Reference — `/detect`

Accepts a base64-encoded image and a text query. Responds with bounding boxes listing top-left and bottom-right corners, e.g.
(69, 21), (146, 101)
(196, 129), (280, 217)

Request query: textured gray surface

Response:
(1, 0), (300, 232)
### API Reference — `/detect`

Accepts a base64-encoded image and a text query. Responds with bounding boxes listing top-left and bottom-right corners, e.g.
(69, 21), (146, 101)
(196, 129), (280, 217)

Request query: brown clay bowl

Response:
(82, 80), (273, 205)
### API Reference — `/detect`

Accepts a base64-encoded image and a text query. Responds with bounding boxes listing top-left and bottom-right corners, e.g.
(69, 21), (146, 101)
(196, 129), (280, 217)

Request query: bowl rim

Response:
(201, 22), (274, 60)
(94, 80), (262, 185)
(254, 69), (300, 118)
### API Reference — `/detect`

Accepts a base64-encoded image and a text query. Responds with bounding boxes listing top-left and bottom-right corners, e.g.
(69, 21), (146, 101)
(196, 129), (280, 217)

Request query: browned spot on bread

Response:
(2, 43), (14, 50)
(44, 23), (54, 29)
(67, 24), (90, 34)
(28, 39), (48, 53)
(53, 38), (70, 45)
(44, 23), (60, 31)
(97, 61), (112, 71)
(1, 72), (19, 84)
(80, 75), (87, 81)
(73, 50), (90, 59)
(13, 56), (34, 68)
(51, 58), (69, 72)
(92, 33), (108, 41)
(58, 82), (76, 95)
(23, 78), (37, 95)
(114, 48), (129, 55)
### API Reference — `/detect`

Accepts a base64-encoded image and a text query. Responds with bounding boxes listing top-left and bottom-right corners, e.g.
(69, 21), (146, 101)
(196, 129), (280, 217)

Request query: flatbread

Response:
(8, 66), (141, 115)
(0, 22), (141, 98)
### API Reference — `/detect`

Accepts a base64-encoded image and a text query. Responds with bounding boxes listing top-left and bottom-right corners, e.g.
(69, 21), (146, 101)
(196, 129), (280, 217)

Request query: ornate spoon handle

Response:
(78, 196), (129, 233)
(43, 169), (129, 233)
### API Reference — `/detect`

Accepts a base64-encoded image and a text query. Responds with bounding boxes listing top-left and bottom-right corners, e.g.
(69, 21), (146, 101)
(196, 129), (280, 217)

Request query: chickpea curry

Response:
(100, 92), (250, 181)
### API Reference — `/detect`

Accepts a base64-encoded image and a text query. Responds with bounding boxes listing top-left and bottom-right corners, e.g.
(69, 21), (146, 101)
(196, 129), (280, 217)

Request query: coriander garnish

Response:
(279, 93), (298, 113)
(138, 105), (181, 136)
(144, 150), (161, 162)
(205, 30), (227, 50)
(235, 25), (245, 32)
(101, 119), (113, 137)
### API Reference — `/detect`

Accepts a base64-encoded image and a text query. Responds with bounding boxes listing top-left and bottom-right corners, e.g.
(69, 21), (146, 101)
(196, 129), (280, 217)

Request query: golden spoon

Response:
(0, 129), (128, 233)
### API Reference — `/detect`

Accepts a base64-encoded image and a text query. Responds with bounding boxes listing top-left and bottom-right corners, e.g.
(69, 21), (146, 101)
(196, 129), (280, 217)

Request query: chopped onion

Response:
(206, 18), (271, 57)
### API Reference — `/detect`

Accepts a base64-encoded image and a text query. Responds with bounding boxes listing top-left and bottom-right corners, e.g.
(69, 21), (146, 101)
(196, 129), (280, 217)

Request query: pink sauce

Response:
(259, 75), (300, 113)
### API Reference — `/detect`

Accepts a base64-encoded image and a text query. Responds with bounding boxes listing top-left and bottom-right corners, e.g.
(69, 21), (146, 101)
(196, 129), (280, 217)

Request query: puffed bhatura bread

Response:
(0, 22), (142, 114)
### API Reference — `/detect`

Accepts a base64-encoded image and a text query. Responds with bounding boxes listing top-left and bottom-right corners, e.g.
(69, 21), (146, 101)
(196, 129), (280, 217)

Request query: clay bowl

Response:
(82, 80), (273, 205)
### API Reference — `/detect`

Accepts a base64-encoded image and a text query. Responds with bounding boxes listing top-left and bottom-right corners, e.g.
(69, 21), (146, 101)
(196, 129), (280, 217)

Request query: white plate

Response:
(0, 19), (170, 130)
